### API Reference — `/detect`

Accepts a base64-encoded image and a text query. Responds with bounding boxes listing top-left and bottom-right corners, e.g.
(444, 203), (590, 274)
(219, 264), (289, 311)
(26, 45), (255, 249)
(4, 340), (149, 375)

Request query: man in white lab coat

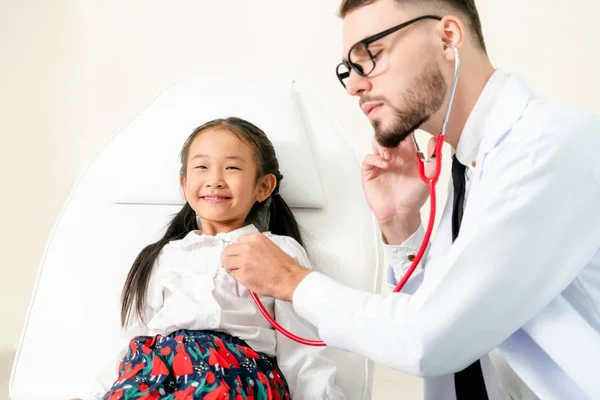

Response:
(222, 0), (600, 398)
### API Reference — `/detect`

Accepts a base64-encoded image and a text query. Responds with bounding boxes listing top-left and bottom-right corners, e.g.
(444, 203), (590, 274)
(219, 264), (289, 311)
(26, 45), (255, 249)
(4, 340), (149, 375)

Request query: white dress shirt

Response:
(86, 224), (345, 400)
(293, 71), (600, 399)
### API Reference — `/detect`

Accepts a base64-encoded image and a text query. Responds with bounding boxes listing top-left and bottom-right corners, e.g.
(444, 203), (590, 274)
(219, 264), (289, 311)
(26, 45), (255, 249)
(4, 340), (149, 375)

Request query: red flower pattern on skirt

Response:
(102, 330), (290, 400)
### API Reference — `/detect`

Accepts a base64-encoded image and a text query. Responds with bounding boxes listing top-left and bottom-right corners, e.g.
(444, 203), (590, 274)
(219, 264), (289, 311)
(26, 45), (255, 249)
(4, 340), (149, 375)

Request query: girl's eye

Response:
(226, 166), (240, 170)
(372, 51), (382, 60)
(195, 165), (207, 169)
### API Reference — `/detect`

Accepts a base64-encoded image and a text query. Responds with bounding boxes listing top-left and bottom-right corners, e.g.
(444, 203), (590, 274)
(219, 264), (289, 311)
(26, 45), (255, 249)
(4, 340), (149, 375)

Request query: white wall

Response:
(1, 0), (599, 398)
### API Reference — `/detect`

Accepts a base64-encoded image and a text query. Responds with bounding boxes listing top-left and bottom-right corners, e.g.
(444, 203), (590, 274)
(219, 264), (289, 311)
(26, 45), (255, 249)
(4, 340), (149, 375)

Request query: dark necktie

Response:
(451, 154), (489, 399)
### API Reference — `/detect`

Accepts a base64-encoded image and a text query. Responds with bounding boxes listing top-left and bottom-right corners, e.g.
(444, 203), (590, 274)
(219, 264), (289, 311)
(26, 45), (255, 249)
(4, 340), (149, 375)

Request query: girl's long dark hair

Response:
(120, 117), (303, 327)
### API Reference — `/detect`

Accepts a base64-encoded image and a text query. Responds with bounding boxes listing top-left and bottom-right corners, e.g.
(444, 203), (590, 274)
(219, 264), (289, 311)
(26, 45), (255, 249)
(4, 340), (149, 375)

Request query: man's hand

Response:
(221, 233), (311, 302)
(362, 135), (436, 244)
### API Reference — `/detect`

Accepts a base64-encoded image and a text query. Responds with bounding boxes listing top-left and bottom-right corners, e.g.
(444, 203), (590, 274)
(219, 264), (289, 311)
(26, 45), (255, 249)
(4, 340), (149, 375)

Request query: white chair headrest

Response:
(108, 81), (325, 209)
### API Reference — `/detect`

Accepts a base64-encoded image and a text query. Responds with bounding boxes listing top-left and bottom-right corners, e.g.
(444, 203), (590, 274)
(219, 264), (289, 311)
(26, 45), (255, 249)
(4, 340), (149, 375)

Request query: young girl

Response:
(79, 117), (345, 399)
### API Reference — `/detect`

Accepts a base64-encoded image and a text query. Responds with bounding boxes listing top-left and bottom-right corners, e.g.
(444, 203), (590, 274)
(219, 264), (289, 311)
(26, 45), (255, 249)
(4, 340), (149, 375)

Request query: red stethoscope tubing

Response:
(249, 291), (326, 346)
(393, 133), (445, 293)
(248, 133), (445, 346)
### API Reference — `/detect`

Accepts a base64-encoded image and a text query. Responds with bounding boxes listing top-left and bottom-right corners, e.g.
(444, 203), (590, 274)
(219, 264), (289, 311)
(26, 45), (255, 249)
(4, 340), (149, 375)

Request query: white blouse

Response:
(86, 224), (345, 400)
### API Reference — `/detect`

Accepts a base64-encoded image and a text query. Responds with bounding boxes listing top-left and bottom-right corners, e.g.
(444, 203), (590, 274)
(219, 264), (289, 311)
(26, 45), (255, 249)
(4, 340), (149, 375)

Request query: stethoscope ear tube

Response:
(395, 44), (460, 294)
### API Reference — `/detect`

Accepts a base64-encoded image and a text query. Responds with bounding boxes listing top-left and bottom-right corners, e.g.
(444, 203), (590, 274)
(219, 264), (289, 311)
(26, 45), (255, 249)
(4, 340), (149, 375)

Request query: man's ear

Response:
(437, 15), (465, 55)
(256, 174), (277, 202)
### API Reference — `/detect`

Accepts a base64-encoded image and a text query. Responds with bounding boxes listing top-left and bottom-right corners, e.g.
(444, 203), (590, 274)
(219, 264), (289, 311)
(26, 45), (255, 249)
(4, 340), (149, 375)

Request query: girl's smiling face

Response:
(180, 128), (275, 234)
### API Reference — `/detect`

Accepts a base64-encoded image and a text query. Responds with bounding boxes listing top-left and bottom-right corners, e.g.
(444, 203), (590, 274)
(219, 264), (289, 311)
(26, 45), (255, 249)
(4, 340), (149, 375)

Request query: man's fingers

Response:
(427, 136), (437, 159)
(222, 242), (247, 257)
(223, 264), (238, 275)
(235, 232), (263, 244)
(371, 137), (393, 160)
(222, 263), (239, 274)
(422, 136), (439, 177)
(363, 153), (389, 171)
(228, 268), (240, 281)
(221, 250), (240, 270)
(228, 268), (236, 278)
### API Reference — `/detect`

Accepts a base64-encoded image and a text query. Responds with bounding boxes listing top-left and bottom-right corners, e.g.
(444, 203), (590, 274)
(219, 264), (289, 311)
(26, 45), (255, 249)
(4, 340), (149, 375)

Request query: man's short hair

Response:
(339, 0), (486, 52)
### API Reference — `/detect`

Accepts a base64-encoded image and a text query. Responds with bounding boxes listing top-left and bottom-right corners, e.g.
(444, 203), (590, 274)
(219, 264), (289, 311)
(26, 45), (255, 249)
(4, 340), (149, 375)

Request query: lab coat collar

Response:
(478, 72), (533, 158)
(455, 69), (509, 167)
(170, 223), (260, 248)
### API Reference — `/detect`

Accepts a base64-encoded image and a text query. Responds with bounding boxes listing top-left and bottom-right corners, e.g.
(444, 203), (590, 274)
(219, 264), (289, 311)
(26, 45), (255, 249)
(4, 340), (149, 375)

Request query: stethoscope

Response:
(393, 43), (460, 293)
(250, 44), (461, 346)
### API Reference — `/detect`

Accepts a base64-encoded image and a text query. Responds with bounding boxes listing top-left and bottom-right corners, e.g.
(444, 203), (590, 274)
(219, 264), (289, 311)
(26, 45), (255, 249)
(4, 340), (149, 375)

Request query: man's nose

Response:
(345, 69), (372, 97)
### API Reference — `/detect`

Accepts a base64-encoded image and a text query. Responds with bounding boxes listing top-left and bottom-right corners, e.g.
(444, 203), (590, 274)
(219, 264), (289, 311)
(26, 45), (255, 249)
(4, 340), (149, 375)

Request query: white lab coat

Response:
(292, 73), (600, 399)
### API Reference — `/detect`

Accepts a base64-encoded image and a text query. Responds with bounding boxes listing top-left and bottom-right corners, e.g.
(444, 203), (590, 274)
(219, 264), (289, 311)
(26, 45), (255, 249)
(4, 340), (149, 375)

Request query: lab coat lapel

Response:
(478, 73), (533, 158)
(468, 73), (533, 200)
(425, 74), (533, 274)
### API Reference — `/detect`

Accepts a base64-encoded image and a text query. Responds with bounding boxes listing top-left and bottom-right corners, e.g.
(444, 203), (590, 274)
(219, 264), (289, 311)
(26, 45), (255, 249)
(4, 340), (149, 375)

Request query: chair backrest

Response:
(10, 80), (383, 400)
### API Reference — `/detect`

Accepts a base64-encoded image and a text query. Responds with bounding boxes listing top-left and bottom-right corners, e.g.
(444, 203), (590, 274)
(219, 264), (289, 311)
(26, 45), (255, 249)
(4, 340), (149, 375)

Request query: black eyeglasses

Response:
(336, 15), (442, 88)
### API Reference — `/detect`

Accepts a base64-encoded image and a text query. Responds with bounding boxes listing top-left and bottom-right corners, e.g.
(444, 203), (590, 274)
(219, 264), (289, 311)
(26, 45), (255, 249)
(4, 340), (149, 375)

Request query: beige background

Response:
(2, 0), (600, 398)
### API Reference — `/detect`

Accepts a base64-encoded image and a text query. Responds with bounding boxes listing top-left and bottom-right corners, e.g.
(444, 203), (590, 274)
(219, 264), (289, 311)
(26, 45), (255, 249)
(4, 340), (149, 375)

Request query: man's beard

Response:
(372, 61), (447, 148)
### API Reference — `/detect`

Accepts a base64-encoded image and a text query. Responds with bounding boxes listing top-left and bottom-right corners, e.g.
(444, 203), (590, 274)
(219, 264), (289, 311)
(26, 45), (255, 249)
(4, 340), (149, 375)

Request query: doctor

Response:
(222, 0), (600, 398)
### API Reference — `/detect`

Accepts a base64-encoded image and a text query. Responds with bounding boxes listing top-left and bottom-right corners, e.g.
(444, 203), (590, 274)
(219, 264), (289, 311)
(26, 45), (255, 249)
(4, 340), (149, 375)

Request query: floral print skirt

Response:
(103, 329), (291, 400)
